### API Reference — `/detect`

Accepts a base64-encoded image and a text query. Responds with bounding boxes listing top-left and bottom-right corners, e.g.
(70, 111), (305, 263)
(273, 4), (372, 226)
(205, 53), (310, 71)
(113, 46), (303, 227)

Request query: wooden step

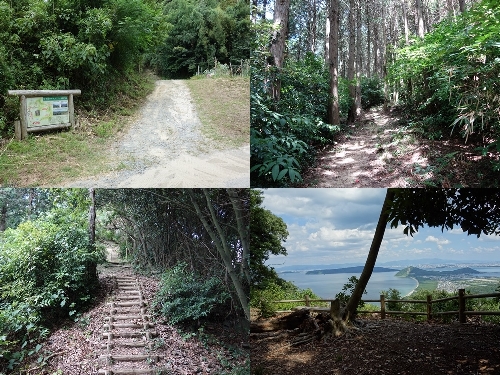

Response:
(115, 295), (143, 301)
(102, 331), (157, 339)
(101, 342), (151, 349)
(98, 369), (161, 375)
(107, 315), (150, 321)
(110, 302), (146, 307)
(103, 323), (154, 330)
(100, 354), (159, 363)
(110, 308), (148, 315)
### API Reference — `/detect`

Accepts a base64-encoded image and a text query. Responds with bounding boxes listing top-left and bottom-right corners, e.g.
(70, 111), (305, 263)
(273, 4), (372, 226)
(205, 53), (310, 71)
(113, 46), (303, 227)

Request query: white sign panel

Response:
(26, 96), (69, 128)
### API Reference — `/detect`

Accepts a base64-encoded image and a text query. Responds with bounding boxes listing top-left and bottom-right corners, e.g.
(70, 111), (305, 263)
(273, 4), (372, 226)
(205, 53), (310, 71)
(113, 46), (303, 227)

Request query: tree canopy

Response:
(346, 188), (500, 319)
(250, 189), (289, 287)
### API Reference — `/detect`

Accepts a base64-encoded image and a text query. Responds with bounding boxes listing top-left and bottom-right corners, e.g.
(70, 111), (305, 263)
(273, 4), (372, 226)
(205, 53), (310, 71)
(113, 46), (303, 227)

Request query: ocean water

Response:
(278, 266), (500, 305)
(278, 271), (418, 302)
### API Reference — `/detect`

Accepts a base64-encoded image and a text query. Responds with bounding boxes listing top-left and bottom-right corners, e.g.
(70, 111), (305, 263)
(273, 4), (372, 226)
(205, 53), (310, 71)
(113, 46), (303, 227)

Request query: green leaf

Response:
(271, 164), (280, 181)
(35, 344), (42, 352)
(277, 169), (288, 180)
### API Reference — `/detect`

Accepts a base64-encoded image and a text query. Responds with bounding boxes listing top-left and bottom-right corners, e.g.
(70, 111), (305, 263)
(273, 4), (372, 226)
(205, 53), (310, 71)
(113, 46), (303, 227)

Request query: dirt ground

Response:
(251, 314), (500, 375)
(300, 107), (499, 187)
(19, 244), (248, 374)
(62, 80), (249, 188)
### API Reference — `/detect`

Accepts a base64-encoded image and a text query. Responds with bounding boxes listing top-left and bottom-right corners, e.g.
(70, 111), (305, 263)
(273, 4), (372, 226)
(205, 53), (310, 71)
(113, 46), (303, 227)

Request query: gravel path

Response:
(64, 80), (249, 187)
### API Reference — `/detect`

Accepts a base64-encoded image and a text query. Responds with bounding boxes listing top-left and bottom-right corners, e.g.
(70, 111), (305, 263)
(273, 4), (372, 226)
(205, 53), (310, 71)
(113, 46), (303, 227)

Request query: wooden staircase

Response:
(97, 274), (165, 375)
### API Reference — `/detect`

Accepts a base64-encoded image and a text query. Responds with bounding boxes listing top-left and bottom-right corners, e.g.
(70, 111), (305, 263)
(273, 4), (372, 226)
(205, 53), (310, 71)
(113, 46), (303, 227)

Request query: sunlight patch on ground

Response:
(337, 157), (356, 164)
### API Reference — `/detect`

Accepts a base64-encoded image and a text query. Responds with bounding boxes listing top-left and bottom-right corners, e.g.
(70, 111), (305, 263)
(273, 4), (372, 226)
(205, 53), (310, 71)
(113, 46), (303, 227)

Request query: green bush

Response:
(250, 277), (322, 318)
(380, 288), (402, 311)
(389, 0), (500, 142)
(0, 211), (101, 370)
(361, 76), (385, 109)
(153, 263), (231, 325)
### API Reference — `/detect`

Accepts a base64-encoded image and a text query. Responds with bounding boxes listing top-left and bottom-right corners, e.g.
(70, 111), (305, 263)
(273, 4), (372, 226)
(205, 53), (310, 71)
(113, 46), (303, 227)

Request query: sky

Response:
(260, 189), (500, 267)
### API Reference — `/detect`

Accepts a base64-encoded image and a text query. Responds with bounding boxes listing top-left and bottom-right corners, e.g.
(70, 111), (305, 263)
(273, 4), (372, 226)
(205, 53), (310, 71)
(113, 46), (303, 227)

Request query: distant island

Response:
(306, 266), (399, 275)
(396, 266), (481, 277)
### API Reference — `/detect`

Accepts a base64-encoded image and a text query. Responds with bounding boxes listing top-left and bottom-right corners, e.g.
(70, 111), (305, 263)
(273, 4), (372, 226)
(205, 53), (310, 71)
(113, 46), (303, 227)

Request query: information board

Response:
(26, 96), (69, 128)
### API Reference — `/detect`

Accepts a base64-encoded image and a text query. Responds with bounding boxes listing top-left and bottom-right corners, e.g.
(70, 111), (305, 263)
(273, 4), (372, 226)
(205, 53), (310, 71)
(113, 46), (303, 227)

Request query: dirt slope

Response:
(62, 80), (249, 188)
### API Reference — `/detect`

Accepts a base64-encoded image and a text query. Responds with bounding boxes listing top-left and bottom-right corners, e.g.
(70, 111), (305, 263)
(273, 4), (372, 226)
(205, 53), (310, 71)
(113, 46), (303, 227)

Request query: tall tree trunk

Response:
(189, 190), (250, 321)
(345, 189), (396, 320)
(269, 0), (290, 102)
(402, 0), (409, 45)
(366, 0), (371, 77)
(347, 0), (357, 123)
(327, 0), (340, 125)
(458, 0), (465, 13)
(309, 0), (317, 53)
(89, 188), (96, 246)
(416, 0), (425, 38)
(354, 0), (362, 117)
(373, 25), (379, 77)
(226, 189), (250, 284)
(0, 203), (6, 232)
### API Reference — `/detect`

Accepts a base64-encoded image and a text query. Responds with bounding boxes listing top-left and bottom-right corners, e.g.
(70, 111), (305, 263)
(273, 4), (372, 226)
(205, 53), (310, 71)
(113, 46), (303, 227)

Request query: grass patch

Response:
(185, 76), (249, 148)
(0, 71), (156, 186)
(414, 277), (438, 293)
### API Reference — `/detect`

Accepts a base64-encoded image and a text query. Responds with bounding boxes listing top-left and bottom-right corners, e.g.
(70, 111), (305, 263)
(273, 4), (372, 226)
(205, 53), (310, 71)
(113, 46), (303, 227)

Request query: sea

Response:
(278, 266), (500, 305)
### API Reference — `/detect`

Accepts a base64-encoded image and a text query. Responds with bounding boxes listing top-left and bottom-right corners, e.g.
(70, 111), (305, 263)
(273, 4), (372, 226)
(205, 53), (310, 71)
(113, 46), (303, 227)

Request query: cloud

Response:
(425, 236), (450, 248)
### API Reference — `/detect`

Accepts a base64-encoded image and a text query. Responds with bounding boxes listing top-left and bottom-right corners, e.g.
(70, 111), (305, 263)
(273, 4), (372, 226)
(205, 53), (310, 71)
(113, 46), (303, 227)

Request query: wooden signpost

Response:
(7, 89), (81, 140)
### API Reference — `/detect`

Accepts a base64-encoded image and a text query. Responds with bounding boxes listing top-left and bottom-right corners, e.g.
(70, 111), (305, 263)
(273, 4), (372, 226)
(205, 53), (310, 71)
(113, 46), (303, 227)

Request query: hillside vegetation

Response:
(0, 0), (250, 136)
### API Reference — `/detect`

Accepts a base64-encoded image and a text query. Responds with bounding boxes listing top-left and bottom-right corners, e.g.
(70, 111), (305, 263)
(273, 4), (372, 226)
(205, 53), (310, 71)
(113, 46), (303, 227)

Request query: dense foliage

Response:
(389, 0), (500, 171)
(0, 0), (250, 135)
(250, 21), (384, 186)
(0, 0), (166, 129)
(249, 190), (288, 287)
(149, 0), (250, 78)
(97, 189), (250, 320)
(250, 277), (321, 318)
(153, 263), (231, 326)
(0, 198), (102, 371)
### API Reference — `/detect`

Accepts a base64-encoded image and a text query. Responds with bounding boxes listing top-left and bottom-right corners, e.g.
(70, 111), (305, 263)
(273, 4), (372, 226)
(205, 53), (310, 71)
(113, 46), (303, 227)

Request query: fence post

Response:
(380, 294), (386, 319)
(427, 294), (432, 322)
(305, 295), (310, 307)
(458, 288), (466, 323)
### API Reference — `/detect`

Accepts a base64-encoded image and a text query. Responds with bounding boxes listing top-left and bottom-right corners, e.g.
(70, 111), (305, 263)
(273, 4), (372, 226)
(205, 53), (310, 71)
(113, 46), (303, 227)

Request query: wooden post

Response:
(330, 299), (340, 319)
(69, 94), (75, 126)
(305, 295), (310, 307)
(459, 288), (466, 323)
(427, 294), (432, 322)
(380, 294), (386, 319)
(14, 120), (21, 140)
(20, 95), (28, 139)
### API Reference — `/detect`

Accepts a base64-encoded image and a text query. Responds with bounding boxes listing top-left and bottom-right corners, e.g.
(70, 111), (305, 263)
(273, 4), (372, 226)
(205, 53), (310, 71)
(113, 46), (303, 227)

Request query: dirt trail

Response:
(301, 108), (429, 187)
(63, 80), (249, 188)
(32, 243), (247, 374)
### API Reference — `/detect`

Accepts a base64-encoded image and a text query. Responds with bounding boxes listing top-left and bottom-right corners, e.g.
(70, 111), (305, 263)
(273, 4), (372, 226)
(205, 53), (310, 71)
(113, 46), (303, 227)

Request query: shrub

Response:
(153, 263), (231, 325)
(380, 288), (402, 311)
(0, 211), (101, 370)
(250, 277), (321, 318)
(361, 76), (385, 109)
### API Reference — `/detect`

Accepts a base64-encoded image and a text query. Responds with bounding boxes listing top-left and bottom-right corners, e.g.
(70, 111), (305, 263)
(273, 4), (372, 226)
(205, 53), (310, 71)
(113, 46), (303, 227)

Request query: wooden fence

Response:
(272, 289), (500, 323)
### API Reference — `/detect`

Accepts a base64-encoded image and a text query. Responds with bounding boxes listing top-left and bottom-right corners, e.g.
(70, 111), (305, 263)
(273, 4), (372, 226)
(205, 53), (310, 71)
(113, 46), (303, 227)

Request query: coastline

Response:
(403, 277), (419, 297)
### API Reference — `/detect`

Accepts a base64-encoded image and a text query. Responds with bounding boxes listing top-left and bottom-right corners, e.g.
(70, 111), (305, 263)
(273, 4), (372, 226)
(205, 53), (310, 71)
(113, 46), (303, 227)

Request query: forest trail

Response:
(32, 243), (243, 374)
(301, 108), (428, 187)
(63, 80), (249, 188)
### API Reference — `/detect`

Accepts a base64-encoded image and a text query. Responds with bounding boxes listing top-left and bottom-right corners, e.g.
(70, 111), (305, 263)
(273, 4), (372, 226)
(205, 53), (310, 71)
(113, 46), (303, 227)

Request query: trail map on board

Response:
(26, 96), (69, 128)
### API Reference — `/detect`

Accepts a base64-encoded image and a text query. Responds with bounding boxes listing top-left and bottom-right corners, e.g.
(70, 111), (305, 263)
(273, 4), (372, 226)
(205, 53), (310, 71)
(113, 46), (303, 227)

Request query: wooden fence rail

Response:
(272, 289), (500, 323)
